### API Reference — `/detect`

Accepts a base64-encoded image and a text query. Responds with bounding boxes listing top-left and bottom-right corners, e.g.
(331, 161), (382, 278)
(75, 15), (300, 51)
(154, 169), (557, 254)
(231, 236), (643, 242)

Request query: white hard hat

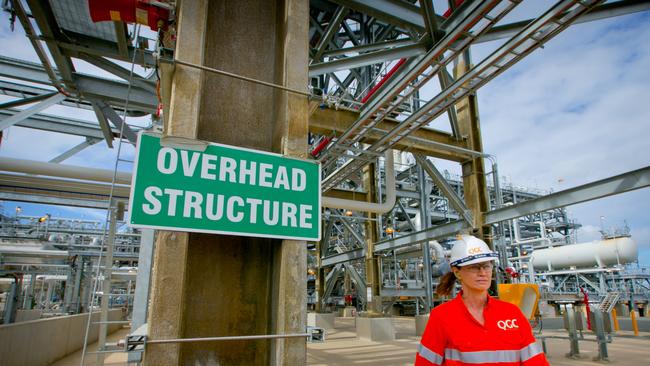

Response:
(449, 235), (498, 267)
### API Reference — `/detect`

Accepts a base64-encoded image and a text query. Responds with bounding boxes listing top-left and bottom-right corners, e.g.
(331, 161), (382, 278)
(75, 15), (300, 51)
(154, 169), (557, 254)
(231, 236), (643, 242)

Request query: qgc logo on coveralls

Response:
(497, 319), (519, 330)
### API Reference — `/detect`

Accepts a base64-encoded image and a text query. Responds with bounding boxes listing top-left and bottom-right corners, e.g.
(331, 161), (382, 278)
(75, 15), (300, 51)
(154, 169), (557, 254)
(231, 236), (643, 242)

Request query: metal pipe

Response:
(0, 157), (131, 185)
(146, 333), (311, 344)
(321, 150), (395, 214)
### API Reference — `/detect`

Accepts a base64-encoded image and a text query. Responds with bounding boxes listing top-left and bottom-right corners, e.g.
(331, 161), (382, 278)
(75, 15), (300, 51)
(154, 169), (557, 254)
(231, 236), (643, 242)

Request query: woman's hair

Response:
(436, 270), (457, 296)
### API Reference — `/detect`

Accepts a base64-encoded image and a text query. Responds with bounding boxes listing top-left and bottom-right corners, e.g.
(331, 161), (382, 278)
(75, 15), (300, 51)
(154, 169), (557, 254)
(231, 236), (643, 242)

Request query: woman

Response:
(415, 235), (549, 366)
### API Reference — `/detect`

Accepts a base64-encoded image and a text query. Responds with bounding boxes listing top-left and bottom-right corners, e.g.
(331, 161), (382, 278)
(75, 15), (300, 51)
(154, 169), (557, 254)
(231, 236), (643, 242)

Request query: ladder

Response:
(598, 292), (620, 313)
(320, 0), (603, 192)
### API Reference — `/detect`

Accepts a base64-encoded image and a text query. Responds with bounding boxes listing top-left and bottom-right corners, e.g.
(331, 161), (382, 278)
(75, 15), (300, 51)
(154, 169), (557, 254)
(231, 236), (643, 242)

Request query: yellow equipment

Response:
(498, 283), (540, 320)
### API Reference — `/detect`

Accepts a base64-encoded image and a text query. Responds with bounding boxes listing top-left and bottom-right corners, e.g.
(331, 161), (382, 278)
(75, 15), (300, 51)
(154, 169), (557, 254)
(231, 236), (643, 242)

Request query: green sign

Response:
(129, 133), (321, 241)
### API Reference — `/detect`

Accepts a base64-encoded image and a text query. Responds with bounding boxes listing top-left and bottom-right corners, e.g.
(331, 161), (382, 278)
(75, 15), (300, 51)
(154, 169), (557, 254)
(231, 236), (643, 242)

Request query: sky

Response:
(0, 3), (649, 265)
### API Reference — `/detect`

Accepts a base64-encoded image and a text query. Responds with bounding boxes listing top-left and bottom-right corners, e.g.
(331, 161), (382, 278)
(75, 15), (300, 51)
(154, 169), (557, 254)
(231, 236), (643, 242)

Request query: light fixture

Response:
(385, 227), (394, 235)
(344, 210), (353, 216)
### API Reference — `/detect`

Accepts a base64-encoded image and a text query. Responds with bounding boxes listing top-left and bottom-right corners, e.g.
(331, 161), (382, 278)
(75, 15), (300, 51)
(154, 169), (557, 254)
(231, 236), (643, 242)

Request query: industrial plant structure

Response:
(0, 0), (649, 365)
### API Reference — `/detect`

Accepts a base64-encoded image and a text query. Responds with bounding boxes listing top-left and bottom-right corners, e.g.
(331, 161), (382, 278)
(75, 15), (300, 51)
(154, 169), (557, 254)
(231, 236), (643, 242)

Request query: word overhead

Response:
(129, 133), (321, 241)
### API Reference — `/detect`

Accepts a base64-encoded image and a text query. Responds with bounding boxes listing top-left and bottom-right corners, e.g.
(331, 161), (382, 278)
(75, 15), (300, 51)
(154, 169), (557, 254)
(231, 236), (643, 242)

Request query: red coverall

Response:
(415, 293), (549, 365)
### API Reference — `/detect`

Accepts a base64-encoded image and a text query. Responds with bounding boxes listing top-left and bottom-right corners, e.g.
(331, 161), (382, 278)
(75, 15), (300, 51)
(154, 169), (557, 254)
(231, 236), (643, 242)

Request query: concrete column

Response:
(454, 59), (492, 254)
(146, 1), (308, 365)
(363, 162), (382, 314)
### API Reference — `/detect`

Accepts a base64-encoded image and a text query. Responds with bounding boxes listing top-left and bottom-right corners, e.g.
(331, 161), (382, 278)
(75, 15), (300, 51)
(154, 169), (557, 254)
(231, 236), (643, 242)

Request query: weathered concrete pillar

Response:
(363, 163), (382, 314)
(454, 59), (495, 294)
(454, 60), (490, 239)
(146, 0), (308, 365)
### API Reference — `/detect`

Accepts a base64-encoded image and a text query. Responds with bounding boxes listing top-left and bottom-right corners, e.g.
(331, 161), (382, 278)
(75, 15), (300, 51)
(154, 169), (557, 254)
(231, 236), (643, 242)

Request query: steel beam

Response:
(79, 54), (156, 93)
(415, 153), (474, 225)
(12, 0), (65, 90)
(373, 220), (468, 252)
(0, 56), (156, 114)
(485, 166), (650, 224)
(57, 31), (157, 67)
(339, 214), (366, 247)
(49, 138), (101, 163)
(309, 42), (426, 76)
(329, 0), (427, 32)
(25, 0), (76, 85)
(322, 38), (415, 58)
(0, 80), (93, 111)
(75, 75), (157, 114)
(91, 100), (139, 144)
(0, 93), (66, 131)
(309, 107), (478, 161)
(91, 102), (115, 148)
(313, 7), (349, 61)
(478, 0), (650, 44)
(381, 288), (425, 297)
(321, 248), (366, 267)
(419, 0), (442, 40)
(0, 109), (123, 140)
(0, 92), (59, 110)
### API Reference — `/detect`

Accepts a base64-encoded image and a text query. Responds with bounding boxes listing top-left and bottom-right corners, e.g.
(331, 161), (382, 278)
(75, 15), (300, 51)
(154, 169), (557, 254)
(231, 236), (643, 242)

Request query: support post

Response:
(453, 57), (493, 291)
(146, 1), (309, 364)
(418, 165), (433, 312)
(565, 305), (580, 358)
(97, 204), (117, 366)
(364, 161), (382, 314)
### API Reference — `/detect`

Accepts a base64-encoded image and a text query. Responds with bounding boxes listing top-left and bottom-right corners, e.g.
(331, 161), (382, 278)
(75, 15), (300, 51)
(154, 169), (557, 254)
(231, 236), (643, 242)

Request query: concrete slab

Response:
(415, 314), (429, 336)
(356, 317), (395, 342)
(308, 312), (336, 329)
(341, 306), (356, 317)
(307, 317), (650, 366)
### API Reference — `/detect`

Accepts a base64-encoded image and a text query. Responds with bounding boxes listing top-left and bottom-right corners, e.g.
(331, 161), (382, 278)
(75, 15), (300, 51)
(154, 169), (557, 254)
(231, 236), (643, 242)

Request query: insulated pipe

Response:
(0, 157), (131, 185)
(322, 151), (395, 214)
(1, 154), (396, 214)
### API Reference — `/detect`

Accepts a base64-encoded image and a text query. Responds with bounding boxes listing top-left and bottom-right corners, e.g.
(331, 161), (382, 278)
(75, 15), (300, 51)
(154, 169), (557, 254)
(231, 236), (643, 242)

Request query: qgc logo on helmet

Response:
(497, 319), (519, 330)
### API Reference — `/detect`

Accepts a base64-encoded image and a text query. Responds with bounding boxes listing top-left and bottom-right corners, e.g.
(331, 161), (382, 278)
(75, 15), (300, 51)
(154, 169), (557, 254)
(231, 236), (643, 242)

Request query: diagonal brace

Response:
(0, 93), (66, 131)
(414, 153), (474, 226)
(91, 99), (138, 145)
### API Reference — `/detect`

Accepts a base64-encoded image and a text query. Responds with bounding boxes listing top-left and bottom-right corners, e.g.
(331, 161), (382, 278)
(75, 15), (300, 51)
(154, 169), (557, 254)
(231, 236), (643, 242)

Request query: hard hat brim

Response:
(451, 253), (498, 267)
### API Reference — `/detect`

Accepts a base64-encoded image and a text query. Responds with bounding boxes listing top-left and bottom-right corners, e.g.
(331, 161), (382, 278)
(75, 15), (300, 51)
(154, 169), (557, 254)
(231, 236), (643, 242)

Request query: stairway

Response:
(598, 292), (620, 313)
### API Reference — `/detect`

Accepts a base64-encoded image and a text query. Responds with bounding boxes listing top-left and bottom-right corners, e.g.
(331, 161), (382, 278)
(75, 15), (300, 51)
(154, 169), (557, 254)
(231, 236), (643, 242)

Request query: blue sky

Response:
(474, 9), (650, 265)
(0, 3), (649, 265)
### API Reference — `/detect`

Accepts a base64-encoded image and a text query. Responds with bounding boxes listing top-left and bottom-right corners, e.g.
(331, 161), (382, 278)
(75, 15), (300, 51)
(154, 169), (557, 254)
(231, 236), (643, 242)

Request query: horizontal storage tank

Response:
(530, 237), (637, 271)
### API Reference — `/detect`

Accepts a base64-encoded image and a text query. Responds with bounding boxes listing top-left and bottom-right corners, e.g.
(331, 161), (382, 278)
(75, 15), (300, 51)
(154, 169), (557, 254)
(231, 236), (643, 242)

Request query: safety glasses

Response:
(461, 262), (494, 274)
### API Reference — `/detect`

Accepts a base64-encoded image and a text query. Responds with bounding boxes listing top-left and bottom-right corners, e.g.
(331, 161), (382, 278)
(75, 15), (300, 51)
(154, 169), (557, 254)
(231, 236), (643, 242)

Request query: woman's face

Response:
(455, 261), (494, 293)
